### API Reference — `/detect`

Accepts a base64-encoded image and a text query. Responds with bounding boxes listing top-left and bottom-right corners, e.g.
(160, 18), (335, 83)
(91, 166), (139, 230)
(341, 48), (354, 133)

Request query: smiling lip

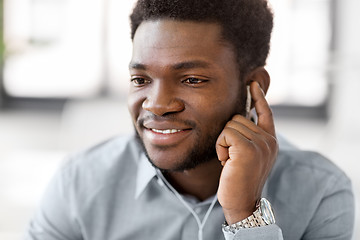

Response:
(144, 128), (191, 146)
(142, 121), (193, 146)
(151, 129), (182, 134)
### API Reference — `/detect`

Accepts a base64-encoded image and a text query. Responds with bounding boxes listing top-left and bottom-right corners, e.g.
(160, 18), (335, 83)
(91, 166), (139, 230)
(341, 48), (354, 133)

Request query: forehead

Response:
(133, 19), (224, 46)
(130, 19), (236, 68)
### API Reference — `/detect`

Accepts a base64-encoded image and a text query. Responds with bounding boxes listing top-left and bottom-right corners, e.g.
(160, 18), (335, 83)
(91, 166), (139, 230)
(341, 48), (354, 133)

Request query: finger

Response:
(250, 81), (276, 137)
(216, 127), (252, 162)
(225, 117), (258, 141)
(224, 119), (274, 155)
(230, 114), (275, 145)
(230, 114), (262, 135)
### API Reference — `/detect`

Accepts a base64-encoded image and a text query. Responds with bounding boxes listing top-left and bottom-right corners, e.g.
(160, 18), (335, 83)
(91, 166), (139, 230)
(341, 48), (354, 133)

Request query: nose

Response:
(142, 83), (185, 116)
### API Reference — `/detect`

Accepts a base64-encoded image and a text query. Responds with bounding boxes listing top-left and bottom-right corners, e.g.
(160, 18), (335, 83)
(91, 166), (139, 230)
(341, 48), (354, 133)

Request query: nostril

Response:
(142, 98), (185, 116)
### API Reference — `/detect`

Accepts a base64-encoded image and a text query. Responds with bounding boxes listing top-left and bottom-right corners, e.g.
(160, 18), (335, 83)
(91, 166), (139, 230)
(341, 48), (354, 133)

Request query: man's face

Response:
(128, 20), (244, 171)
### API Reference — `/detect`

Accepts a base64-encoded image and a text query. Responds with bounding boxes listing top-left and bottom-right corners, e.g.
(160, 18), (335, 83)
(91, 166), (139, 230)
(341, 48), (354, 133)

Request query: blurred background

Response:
(0, 0), (359, 239)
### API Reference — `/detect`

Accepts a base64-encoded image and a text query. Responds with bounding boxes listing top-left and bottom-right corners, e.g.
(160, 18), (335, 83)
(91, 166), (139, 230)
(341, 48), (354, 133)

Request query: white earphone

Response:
(245, 85), (251, 119)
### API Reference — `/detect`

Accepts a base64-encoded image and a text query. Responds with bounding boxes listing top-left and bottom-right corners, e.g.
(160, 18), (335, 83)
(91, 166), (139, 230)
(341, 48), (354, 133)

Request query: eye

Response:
(131, 77), (150, 86)
(183, 77), (207, 85)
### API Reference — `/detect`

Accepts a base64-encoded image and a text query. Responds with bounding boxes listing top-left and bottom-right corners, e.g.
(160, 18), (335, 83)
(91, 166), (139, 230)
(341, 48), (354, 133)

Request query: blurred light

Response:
(3, 0), (104, 98)
(3, 0), (331, 106)
(0, 150), (65, 206)
(267, 0), (331, 106)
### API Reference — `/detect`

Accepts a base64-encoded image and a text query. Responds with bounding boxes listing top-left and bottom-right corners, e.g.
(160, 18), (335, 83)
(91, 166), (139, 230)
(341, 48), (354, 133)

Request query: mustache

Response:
(137, 114), (196, 129)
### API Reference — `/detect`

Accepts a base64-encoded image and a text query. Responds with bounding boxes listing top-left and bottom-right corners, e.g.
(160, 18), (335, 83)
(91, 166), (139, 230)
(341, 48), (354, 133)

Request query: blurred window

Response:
(3, 0), (108, 98)
(267, 0), (332, 107)
(2, 0), (332, 106)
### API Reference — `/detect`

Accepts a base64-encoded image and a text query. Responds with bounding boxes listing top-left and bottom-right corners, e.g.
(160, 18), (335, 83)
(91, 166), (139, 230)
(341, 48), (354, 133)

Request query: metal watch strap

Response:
(222, 198), (274, 234)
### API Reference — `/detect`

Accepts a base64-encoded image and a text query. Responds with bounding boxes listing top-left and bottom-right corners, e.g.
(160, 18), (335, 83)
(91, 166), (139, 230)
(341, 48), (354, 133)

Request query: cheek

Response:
(191, 93), (239, 127)
(208, 88), (241, 113)
(127, 92), (144, 124)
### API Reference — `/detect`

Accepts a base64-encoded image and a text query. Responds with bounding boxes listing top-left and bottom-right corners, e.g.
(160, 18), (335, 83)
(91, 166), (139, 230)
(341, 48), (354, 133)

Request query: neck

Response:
(164, 159), (222, 201)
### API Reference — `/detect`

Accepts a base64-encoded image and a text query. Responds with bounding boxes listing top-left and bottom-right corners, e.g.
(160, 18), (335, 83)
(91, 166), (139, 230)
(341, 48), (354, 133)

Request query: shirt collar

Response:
(135, 153), (157, 199)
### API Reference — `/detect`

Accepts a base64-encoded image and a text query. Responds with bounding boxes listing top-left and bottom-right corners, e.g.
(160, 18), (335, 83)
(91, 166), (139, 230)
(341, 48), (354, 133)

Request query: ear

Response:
(245, 67), (270, 95)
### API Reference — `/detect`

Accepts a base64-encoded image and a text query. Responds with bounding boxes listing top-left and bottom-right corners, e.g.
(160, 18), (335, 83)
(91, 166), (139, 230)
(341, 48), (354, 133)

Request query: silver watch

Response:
(222, 198), (275, 233)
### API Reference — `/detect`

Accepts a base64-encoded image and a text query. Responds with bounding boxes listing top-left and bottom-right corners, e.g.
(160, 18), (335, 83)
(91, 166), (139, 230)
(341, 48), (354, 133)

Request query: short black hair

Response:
(130, 0), (273, 76)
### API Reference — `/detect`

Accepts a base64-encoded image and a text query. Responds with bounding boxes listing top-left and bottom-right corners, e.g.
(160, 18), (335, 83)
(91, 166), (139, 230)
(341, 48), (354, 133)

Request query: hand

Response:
(216, 81), (278, 224)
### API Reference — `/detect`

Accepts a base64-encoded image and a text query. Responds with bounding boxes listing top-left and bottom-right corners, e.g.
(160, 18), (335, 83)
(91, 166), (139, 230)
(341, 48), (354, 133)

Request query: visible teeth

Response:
(152, 129), (181, 134)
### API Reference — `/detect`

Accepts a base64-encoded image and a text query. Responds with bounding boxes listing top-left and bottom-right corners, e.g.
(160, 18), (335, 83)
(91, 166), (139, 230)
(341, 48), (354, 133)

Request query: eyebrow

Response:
(129, 60), (212, 71)
(172, 60), (211, 70)
(129, 62), (147, 70)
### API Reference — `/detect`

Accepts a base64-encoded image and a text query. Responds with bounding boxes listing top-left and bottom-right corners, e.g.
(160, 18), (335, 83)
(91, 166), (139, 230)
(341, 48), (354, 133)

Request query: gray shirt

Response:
(25, 134), (354, 240)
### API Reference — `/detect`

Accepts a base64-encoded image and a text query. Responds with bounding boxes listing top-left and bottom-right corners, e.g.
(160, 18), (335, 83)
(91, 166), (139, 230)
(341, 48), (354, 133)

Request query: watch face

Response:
(260, 198), (276, 224)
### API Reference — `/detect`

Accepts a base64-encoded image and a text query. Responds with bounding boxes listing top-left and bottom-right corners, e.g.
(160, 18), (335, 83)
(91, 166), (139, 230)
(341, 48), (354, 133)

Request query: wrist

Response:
(223, 207), (256, 225)
(222, 200), (258, 225)
(222, 198), (276, 233)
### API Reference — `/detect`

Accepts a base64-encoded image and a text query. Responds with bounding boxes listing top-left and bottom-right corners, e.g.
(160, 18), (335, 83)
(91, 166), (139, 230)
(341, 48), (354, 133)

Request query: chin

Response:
(146, 148), (187, 171)
(147, 145), (217, 172)
(134, 126), (218, 172)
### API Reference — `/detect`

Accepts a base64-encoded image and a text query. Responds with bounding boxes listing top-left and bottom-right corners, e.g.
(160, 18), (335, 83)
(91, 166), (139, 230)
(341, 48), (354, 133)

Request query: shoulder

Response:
(268, 137), (355, 239)
(267, 135), (353, 221)
(56, 134), (142, 193)
(266, 134), (353, 212)
(272, 135), (350, 185)
(65, 134), (141, 166)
